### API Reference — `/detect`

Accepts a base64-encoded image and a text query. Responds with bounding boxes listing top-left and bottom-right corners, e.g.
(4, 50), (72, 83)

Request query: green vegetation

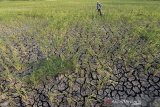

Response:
(0, 0), (159, 106)
(0, 0), (160, 84)
(24, 56), (74, 85)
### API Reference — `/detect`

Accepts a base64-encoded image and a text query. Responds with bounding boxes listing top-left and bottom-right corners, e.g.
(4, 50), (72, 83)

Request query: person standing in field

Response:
(97, 1), (102, 16)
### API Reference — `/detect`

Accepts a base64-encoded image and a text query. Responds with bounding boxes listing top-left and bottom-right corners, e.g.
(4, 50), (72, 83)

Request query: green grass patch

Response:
(23, 56), (74, 85)
(0, 0), (160, 83)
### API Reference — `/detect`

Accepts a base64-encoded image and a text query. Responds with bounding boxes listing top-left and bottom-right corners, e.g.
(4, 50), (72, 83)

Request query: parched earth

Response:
(0, 20), (160, 107)
(1, 59), (160, 107)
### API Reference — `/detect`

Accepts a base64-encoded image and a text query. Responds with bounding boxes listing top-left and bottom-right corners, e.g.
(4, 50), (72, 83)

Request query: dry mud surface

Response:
(0, 22), (160, 107)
